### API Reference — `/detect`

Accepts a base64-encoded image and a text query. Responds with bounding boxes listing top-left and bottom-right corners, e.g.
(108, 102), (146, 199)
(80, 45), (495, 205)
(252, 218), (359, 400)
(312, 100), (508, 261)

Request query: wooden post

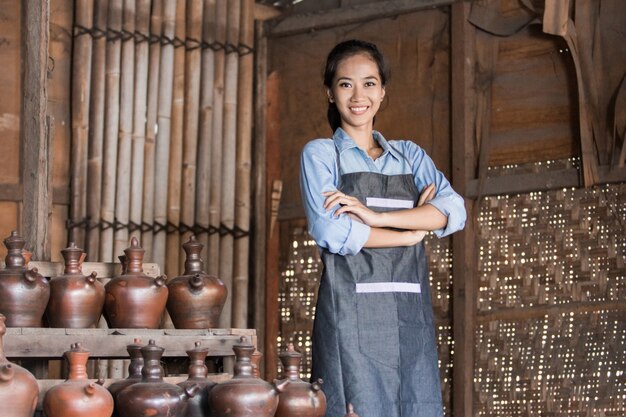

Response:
(21, 0), (50, 261)
(451, 3), (477, 417)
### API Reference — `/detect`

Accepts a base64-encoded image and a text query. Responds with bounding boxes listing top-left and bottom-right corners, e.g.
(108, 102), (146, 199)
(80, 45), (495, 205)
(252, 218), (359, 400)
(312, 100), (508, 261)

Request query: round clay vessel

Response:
(46, 243), (105, 328)
(166, 235), (227, 328)
(108, 338), (144, 417)
(177, 341), (215, 417)
(0, 314), (39, 416)
(208, 336), (289, 417)
(251, 348), (263, 379)
(276, 343), (326, 417)
(43, 342), (114, 417)
(0, 231), (50, 327)
(116, 339), (198, 417)
(104, 237), (168, 328)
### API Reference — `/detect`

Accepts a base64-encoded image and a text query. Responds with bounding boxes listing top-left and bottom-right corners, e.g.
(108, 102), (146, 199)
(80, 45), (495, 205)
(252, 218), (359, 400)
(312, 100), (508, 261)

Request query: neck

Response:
(342, 125), (377, 151)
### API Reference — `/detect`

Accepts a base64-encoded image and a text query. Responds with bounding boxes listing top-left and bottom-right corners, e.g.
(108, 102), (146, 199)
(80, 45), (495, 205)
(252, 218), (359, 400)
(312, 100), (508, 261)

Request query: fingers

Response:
(322, 191), (360, 211)
(418, 184), (436, 206)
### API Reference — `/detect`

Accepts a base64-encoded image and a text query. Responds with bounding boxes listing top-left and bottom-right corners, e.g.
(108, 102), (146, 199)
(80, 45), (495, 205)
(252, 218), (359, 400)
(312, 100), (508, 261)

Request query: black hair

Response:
(323, 39), (390, 132)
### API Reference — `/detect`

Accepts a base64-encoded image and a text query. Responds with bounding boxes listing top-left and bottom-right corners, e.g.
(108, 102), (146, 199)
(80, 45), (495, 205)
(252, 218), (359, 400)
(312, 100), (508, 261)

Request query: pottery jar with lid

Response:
(177, 341), (215, 417)
(107, 338), (144, 417)
(104, 237), (168, 328)
(0, 231), (50, 327)
(46, 243), (105, 328)
(0, 313), (39, 417)
(166, 235), (227, 328)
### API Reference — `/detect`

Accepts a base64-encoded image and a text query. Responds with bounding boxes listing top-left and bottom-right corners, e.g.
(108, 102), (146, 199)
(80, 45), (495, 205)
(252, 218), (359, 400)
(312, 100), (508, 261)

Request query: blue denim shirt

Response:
(300, 128), (466, 255)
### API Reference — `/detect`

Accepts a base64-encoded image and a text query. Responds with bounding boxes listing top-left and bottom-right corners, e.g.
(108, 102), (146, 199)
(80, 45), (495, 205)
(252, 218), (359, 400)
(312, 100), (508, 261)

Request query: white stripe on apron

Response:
(365, 197), (414, 209)
(355, 282), (421, 293)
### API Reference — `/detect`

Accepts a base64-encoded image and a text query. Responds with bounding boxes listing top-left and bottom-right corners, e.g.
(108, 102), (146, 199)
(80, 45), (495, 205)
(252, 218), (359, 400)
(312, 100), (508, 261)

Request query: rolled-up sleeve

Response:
(300, 140), (370, 255)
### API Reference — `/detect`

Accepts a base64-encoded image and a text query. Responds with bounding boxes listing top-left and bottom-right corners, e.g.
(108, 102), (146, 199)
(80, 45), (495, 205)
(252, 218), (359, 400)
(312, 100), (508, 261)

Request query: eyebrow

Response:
(336, 76), (379, 82)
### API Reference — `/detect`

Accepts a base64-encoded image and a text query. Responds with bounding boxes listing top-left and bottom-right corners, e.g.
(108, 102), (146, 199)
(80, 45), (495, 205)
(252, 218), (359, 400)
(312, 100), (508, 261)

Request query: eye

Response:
(338, 81), (352, 88)
(365, 81), (377, 87)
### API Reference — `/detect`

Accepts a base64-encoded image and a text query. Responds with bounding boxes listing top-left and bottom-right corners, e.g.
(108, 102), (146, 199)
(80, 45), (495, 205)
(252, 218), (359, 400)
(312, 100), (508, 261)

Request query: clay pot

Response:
(46, 243), (105, 328)
(208, 337), (289, 417)
(0, 231), (50, 327)
(166, 235), (227, 328)
(104, 237), (168, 328)
(0, 314), (39, 417)
(275, 343), (326, 417)
(43, 342), (114, 417)
(108, 338), (144, 417)
(116, 339), (199, 417)
(177, 342), (215, 417)
(346, 403), (359, 417)
(251, 349), (263, 379)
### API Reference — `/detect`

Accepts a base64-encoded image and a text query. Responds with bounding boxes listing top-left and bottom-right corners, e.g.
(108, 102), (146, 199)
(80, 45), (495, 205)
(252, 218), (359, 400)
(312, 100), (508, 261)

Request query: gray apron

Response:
(311, 146), (443, 417)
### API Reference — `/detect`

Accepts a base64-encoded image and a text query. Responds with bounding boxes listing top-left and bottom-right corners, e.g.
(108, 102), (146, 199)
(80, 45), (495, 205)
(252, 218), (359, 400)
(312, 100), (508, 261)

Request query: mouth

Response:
(349, 105), (368, 115)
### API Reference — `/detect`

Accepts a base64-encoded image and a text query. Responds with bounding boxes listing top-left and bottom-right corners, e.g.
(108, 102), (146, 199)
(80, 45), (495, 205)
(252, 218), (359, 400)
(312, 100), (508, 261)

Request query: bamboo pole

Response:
(195, 0), (217, 264)
(141, 0), (163, 261)
(86, 0), (109, 260)
(152, 0), (177, 269)
(70, 0), (94, 250)
(113, 0), (136, 257)
(100, 0), (123, 262)
(208, 0), (227, 277)
(128, 0), (150, 248)
(232, 0), (253, 328)
(180, 0), (203, 273)
(218, 0), (241, 329)
(165, 0), (186, 279)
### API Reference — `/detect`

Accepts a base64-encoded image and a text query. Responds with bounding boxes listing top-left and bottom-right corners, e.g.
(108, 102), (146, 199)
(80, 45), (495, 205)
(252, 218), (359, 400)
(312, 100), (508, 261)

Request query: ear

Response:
(380, 86), (386, 101)
(326, 88), (334, 103)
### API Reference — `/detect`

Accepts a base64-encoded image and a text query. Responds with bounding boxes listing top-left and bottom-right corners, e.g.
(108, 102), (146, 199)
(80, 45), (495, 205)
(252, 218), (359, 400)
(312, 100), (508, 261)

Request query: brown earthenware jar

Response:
(346, 403), (359, 417)
(177, 342), (215, 417)
(275, 343), (326, 417)
(104, 237), (168, 328)
(166, 235), (227, 329)
(0, 314), (39, 417)
(116, 339), (199, 417)
(107, 338), (144, 417)
(46, 243), (105, 328)
(251, 349), (263, 379)
(43, 342), (114, 417)
(208, 337), (289, 417)
(0, 231), (50, 327)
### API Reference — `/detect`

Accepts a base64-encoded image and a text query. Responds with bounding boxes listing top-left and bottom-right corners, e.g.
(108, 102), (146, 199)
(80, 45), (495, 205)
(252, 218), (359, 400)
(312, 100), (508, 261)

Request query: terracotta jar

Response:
(43, 342), (114, 417)
(346, 403), (359, 417)
(0, 314), (39, 417)
(251, 349), (263, 379)
(46, 243), (105, 328)
(208, 337), (289, 417)
(104, 237), (168, 328)
(166, 235), (227, 328)
(116, 339), (199, 417)
(275, 343), (326, 417)
(177, 342), (215, 417)
(108, 338), (144, 417)
(0, 231), (50, 327)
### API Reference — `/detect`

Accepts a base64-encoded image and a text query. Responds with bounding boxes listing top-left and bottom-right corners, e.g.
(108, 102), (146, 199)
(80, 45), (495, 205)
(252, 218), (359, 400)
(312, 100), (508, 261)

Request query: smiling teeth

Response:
(350, 106), (367, 111)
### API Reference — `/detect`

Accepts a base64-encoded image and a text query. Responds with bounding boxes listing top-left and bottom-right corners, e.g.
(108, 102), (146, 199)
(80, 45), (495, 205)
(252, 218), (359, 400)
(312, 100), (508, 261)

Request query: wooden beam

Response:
(21, 0), (50, 260)
(268, 0), (458, 37)
(254, 2), (283, 21)
(0, 184), (71, 205)
(477, 300), (626, 323)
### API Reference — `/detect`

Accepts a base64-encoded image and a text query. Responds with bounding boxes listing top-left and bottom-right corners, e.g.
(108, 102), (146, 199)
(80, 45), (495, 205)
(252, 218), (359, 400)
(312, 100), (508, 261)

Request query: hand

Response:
(322, 190), (382, 227)
(418, 184), (436, 206)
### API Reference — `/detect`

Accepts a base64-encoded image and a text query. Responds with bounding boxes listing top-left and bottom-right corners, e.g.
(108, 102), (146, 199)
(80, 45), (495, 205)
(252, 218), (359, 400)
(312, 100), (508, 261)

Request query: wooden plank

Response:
(268, 0), (458, 37)
(477, 300), (626, 323)
(0, 183), (70, 205)
(20, 0), (50, 260)
(0, 261), (161, 279)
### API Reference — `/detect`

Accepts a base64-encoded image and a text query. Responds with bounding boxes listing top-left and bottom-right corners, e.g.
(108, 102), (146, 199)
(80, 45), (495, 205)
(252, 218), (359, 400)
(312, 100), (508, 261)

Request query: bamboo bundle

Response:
(165, 0), (186, 279)
(141, 0), (163, 261)
(70, 0), (94, 250)
(128, 0), (151, 248)
(113, 0), (136, 257)
(232, 0), (254, 328)
(208, 0), (227, 277)
(219, 0), (241, 329)
(100, 0), (123, 262)
(195, 0), (217, 264)
(152, 0), (177, 269)
(180, 0), (203, 273)
(86, 0), (109, 259)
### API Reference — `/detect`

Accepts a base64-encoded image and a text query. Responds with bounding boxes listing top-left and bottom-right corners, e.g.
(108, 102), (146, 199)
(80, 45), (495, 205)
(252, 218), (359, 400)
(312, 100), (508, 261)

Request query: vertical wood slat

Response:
(21, 0), (50, 261)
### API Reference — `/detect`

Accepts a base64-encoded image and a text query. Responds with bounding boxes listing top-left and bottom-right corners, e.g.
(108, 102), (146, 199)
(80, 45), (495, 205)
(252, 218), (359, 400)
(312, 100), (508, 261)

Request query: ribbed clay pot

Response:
(275, 343), (326, 417)
(43, 342), (114, 417)
(108, 338), (144, 417)
(104, 237), (168, 328)
(116, 339), (199, 417)
(0, 231), (50, 327)
(208, 337), (289, 417)
(46, 243), (105, 328)
(0, 314), (39, 417)
(177, 342), (215, 417)
(166, 235), (227, 328)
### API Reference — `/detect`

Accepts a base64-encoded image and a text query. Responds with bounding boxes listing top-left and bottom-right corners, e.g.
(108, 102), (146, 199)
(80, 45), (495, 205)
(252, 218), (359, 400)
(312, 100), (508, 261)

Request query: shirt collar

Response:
(332, 127), (402, 161)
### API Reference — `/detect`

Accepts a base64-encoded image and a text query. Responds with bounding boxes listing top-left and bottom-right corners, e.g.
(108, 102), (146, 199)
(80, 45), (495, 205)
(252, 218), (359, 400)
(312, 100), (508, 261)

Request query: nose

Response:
(350, 85), (364, 101)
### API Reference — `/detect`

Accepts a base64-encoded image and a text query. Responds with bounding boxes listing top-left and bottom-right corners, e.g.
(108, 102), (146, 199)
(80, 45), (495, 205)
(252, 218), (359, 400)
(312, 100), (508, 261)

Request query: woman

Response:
(299, 40), (466, 417)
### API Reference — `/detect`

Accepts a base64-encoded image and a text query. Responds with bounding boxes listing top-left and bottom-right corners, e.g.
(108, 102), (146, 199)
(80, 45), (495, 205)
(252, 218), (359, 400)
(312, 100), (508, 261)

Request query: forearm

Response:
(375, 204), (447, 231)
(363, 227), (425, 248)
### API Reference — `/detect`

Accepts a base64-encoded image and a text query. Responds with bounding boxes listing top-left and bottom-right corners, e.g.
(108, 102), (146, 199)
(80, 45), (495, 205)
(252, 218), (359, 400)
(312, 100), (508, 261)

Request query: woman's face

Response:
(327, 52), (385, 132)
